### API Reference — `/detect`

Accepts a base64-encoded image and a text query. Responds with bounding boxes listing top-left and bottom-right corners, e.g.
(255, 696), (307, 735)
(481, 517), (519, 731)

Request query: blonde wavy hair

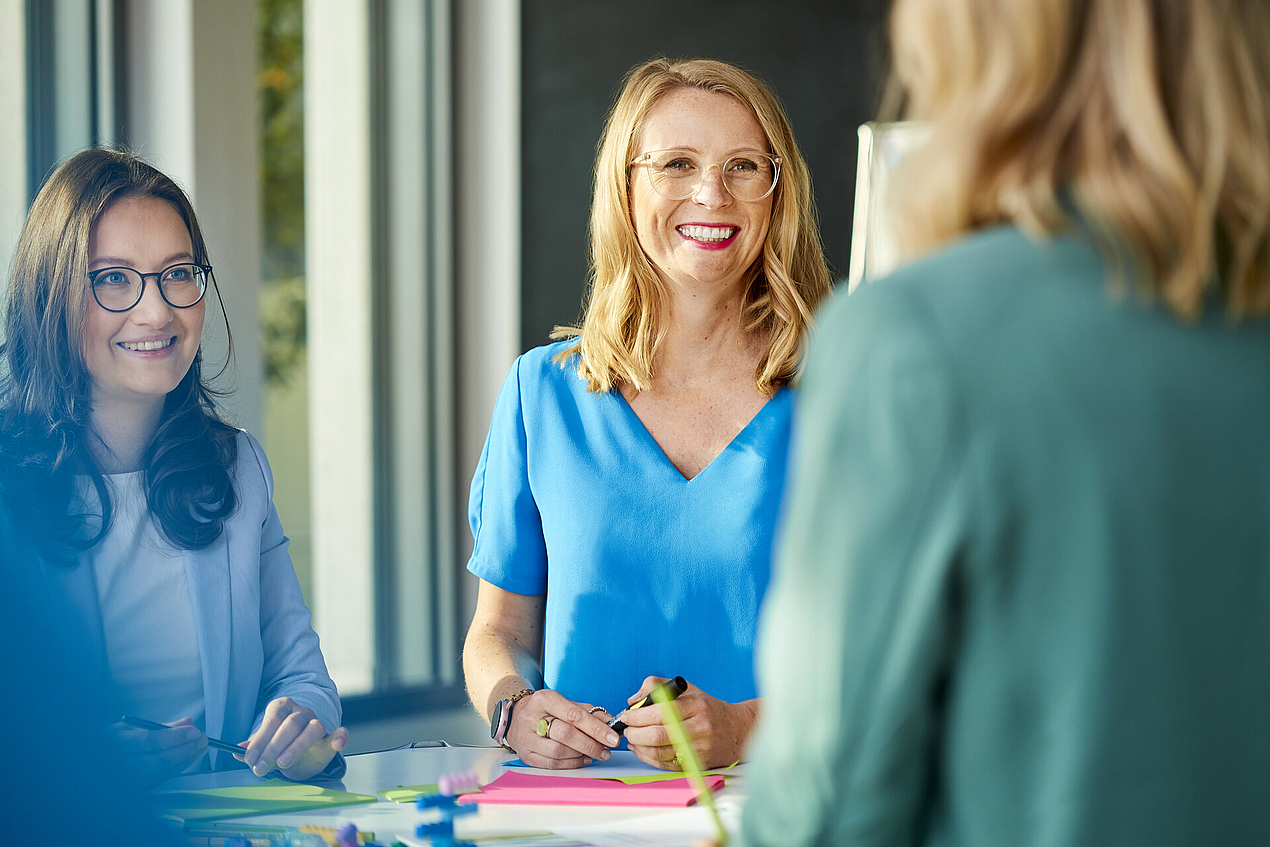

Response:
(554, 57), (832, 394)
(889, 0), (1270, 317)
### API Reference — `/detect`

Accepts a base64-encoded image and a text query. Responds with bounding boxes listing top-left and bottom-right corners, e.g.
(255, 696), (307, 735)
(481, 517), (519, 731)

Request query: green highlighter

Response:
(651, 680), (729, 845)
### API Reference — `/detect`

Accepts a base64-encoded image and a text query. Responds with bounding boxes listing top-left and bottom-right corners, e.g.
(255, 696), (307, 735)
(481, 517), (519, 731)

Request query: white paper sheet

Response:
(548, 796), (743, 846)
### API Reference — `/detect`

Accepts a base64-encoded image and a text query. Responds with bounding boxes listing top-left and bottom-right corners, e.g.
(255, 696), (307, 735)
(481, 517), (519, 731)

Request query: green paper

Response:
(378, 782), (482, 803)
(611, 761), (739, 784)
(151, 780), (377, 822)
(379, 783), (437, 803)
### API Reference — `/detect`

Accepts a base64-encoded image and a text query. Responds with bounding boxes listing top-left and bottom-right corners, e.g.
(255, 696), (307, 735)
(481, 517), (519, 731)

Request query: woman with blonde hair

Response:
(0, 148), (347, 785)
(463, 57), (831, 770)
(740, 0), (1270, 844)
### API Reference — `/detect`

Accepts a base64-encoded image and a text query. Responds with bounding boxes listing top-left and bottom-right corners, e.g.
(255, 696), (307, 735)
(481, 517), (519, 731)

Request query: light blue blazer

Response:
(43, 431), (342, 773)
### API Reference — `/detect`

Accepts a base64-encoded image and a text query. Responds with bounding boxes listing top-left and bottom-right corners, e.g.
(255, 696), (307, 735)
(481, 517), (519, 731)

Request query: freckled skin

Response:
(630, 88), (774, 299)
(464, 82), (776, 775)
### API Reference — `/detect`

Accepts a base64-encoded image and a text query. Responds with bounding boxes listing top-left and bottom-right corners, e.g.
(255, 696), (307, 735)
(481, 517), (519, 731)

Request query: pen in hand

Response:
(120, 715), (245, 756)
(651, 682), (728, 845)
(608, 676), (688, 736)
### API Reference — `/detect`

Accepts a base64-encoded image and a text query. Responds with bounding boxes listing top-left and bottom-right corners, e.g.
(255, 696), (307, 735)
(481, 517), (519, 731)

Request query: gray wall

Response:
(520, 0), (891, 348)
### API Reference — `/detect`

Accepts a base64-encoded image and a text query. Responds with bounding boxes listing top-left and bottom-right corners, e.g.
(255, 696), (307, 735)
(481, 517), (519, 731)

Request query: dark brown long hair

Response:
(0, 148), (239, 564)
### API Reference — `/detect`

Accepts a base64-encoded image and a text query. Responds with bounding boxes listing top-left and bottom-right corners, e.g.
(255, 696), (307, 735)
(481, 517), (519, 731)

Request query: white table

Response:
(161, 743), (743, 846)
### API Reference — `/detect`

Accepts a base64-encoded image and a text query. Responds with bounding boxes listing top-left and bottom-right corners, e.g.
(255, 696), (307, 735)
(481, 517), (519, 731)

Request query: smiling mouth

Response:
(677, 224), (738, 243)
(119, 337), (176, 352)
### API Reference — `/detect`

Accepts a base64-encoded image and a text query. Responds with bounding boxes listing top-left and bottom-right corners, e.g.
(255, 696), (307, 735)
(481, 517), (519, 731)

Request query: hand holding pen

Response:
(607, 675), (688, 735)
(108, 716), (212, 786)
(121, 715), (246, 755)
(121, 697), (349, 782)
(618, 675), (759, 771)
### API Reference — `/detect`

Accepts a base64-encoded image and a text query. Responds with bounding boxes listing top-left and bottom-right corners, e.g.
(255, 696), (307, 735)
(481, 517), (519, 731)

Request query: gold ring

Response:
(673, 755), (682, 766)
(587, 706), (607, 715)
(536, 716), (555, 737)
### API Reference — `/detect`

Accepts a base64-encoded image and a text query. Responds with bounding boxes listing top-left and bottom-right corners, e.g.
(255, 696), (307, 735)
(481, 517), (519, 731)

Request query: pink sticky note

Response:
(457, 770), (724, 807)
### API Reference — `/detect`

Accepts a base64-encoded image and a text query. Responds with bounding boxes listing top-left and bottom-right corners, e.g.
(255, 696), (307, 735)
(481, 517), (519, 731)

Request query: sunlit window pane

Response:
(258, 0), (312, 604)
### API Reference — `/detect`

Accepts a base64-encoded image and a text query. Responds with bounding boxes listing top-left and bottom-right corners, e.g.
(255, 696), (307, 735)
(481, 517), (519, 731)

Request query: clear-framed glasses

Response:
(87, 262), (211, 312)
(630, 149), (782, 202)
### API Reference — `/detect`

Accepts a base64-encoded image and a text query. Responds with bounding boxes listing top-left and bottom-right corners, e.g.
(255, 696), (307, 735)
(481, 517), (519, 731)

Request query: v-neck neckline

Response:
(611, 385), (787, 483)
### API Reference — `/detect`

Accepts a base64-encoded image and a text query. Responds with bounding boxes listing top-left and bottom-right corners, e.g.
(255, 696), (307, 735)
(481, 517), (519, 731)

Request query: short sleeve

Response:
(467, 355), (549, 595)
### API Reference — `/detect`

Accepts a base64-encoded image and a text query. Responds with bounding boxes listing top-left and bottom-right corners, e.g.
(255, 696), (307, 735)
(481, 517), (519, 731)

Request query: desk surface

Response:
(161, 744), (743, 846)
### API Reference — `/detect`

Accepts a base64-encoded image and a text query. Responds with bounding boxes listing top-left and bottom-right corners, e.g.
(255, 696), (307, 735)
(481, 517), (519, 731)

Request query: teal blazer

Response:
(742, 227), (1270, 846)
(40, 431), (342, 774)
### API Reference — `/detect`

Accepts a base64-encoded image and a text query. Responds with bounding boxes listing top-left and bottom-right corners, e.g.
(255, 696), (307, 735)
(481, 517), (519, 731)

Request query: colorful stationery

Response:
(150, 781), (377, 823)
(616, 764), (737, 785)
(380, 783), (439, 803)
(455, 770), (723, 807)
(379, 782), (481, 804)
(502, 750), (741, 783)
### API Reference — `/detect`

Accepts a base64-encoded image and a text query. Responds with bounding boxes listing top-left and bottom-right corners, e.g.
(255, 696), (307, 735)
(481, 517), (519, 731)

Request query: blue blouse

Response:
(468, 340), (794, 713)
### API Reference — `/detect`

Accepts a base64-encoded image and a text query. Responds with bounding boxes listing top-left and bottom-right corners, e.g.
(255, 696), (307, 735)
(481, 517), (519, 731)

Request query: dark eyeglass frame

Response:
(86, 262), (213, 313)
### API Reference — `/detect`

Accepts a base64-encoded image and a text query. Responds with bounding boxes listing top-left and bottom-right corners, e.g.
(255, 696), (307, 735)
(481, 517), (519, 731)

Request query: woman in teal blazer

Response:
(0, 149), (347, 784)
(740, 1), (1270, 845)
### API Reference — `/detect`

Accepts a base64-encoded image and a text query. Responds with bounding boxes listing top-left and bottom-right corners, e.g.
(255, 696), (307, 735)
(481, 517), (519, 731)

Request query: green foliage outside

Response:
(258, 0), (312, 604)
(259, 0), (305, 388)
(261, 275), (306, 386)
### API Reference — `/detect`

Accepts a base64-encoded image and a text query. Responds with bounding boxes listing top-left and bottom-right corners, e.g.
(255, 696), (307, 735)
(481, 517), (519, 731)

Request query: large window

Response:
(1, 0), (29, 269)
(301, 0), (469, 712)
(258, 0), (313, 605)
(11, 0), (509, 722)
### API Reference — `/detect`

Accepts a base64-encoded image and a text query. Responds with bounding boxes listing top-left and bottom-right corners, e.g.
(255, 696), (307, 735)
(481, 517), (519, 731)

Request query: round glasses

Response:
(630, 149), (782, 202)
(87, 262), (211, 312)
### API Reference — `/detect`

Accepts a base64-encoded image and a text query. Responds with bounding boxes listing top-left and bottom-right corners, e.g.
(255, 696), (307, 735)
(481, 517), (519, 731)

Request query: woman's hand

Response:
(507, 689), (620, 770)
(106, 716), (208, 786)
(238, 697), (349, 780)
(619, 676), (758, 770)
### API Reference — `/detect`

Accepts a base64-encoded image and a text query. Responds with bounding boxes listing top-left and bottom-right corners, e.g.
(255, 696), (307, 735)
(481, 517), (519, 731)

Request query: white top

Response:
(54, 431), (341, 775)
(82, 472), (207, 754)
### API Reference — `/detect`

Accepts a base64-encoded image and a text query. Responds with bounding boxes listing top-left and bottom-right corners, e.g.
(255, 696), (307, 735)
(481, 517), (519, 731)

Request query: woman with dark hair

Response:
(0, 148), (346, 784)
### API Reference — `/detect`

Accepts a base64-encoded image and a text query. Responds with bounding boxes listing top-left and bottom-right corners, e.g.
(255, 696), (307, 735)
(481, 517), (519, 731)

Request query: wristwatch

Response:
(491, 687), (535, 752)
